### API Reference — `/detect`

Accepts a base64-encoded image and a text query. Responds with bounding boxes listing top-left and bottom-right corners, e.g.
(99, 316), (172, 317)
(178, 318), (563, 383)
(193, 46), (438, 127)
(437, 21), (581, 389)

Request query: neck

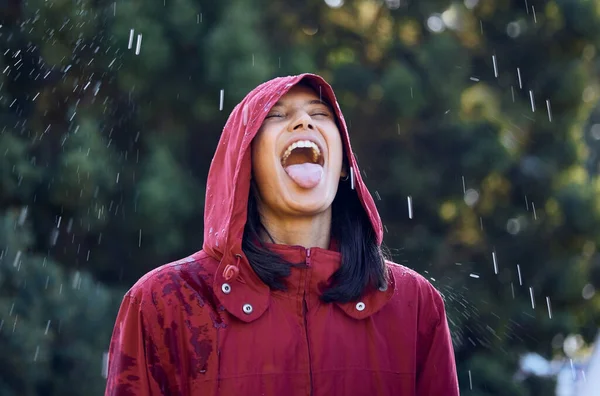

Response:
(258, 208), (332, 250)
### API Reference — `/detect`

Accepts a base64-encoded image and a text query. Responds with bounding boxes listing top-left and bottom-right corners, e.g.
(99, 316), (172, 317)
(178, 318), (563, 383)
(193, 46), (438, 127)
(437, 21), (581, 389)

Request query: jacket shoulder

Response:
(385, 261), (446, 324)
(124, 250), (219, 304)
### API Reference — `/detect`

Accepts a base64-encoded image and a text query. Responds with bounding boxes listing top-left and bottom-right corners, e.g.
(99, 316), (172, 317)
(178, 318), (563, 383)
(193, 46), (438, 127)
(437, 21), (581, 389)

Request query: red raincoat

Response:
(105, 74), (460, 395)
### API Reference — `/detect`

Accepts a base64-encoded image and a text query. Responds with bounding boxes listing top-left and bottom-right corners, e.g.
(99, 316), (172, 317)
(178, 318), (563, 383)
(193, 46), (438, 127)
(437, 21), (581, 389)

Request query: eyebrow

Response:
(271, 99), (331, 108)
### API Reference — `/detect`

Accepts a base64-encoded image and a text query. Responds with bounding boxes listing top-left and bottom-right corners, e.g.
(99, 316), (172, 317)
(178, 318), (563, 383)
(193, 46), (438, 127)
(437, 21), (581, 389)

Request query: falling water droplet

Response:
(468, 370), (473, 390)
(128, 29), (134, 49)
(102, 352), (109, 378)
(546, 99), (552, 122)
(529, 286), (535, 309)
(135, 34), (142, 55)
(219, 89), (224, 111)
(492, 251), (498, 274)
(18, 206), (28, 225)
(407, 196), (413, 219)
(492, 55), (498, 78)
(546, 296), (552, 319)
(517, 264), (523, 285)
(529, 90), (535, 112)
(517, 68), (523, 89)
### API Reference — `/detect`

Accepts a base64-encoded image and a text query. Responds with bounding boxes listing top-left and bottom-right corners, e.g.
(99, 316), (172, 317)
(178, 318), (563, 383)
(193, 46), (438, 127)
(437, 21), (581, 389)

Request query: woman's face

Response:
(251, 84), (344, 218)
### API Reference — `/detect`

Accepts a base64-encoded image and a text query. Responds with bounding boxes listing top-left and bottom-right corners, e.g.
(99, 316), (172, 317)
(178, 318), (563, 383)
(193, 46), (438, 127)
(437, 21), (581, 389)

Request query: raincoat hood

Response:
(202, 74), (384, 321)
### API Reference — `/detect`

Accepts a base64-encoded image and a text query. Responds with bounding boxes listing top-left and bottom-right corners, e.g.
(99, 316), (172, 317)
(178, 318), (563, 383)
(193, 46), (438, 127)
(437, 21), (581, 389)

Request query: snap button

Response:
(378, 283), (388, 292)
(242, 304), (253, 314)
(356, 302), (366, 311)
(221, 283), (231, 294)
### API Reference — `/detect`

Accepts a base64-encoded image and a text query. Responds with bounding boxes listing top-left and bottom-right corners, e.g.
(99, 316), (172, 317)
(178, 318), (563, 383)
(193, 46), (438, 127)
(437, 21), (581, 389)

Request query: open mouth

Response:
(280, 140), (324, 168)
(280, 140), (325, 189)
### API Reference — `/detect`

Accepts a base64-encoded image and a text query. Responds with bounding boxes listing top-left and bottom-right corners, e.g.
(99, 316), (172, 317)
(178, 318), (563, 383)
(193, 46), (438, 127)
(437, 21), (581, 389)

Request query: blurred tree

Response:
(0, 209), (120, 396)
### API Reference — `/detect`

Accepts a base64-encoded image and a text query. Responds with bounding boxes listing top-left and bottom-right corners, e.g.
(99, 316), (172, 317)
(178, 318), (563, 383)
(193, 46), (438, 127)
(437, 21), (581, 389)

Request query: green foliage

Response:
(0, 210), (121, 396)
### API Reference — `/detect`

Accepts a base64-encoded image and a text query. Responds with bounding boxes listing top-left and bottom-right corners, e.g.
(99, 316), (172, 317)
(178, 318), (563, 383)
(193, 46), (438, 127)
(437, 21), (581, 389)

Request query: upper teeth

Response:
(281, 140), (321, 165)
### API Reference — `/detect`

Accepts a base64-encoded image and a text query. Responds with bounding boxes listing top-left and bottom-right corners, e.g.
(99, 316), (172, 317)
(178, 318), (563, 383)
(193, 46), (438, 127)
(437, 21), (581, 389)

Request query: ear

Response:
(340, 166), (348, 179)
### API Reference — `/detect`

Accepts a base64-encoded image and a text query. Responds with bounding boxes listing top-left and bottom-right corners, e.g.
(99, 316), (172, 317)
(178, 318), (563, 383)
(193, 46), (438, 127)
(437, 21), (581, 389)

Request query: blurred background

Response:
(1, 0), (599, 394)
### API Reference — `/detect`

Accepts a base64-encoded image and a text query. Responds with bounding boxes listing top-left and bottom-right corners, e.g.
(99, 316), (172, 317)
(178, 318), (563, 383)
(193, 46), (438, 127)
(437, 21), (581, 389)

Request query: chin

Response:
(281, 178), (338, 214)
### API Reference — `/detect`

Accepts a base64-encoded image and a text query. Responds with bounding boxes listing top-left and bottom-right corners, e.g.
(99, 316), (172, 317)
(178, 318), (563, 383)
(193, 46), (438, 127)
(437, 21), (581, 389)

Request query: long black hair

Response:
(242, 165), (389, 304)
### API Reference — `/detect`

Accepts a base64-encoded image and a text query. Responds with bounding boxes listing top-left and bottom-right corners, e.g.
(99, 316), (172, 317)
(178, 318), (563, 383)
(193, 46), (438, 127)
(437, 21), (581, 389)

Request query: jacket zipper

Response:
(303, 248), (313, 396)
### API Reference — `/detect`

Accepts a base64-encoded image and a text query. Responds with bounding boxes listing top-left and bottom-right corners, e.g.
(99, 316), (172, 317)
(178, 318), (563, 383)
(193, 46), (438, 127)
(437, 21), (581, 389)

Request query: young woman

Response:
(105, 74), (460, 395)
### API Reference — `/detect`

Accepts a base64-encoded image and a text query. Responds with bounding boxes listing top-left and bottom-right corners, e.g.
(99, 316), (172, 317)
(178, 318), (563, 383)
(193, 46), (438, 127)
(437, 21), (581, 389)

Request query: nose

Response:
(289, 112), (314, 132)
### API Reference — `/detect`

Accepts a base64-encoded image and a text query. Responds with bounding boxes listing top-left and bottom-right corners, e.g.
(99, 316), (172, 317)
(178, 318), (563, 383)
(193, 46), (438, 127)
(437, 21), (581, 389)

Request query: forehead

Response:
(273, 84), (329, 107)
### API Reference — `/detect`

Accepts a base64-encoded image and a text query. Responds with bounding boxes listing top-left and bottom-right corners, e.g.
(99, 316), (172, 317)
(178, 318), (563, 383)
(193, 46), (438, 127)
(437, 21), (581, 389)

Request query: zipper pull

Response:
(306, 248), (311, 267)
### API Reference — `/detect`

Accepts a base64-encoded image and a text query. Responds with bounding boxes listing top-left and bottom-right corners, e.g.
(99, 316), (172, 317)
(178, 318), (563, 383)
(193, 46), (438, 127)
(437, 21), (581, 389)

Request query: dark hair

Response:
(242, 175), (389, 304)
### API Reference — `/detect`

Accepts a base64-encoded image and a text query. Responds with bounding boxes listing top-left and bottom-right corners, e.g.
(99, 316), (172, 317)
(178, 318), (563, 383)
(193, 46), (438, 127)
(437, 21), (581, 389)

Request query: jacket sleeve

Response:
(105, 295), (172, 395)
(416, 286), (460, 396)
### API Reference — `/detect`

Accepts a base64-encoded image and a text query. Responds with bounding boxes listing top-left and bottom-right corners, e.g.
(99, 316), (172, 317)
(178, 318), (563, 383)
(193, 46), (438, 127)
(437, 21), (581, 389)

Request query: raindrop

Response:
(546, 99), (552, 122)
(138, 229), (142, 247)
(44, 320), (51, 335)
(407, 196), (413, 219)
(33, 345), (39, 362)
(546, 296), (552, 319)
(219, 89), (224, 111)
(468, 370), (473, 390)
(50, 229), (59, 246)
(469, 273), (480, 279)
(517, 68), (523, 89)
(13, 250), (22, 267)
(529, 286), (535, 309)
(492, 251), (498, 274)
(492, 55), (498, 78)
(128, 29), (134, 49)
(517, 264), (523, 286)
(529, 90), (535, 112)
(102, 352), (109, 378)
(135, 34), (142, 55)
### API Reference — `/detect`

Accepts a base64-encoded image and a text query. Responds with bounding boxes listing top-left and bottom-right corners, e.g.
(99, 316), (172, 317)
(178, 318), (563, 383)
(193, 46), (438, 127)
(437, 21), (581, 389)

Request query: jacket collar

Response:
(212, 242), (395, 323)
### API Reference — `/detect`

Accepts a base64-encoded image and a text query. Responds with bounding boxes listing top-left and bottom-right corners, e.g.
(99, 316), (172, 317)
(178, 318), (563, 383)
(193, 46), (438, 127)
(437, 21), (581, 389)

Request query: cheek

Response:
(251, 134), (275, 181)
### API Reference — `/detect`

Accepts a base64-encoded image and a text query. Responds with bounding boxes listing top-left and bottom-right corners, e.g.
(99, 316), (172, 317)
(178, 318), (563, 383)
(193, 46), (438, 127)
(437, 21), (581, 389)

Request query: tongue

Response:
(284, 163), (323, 189)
